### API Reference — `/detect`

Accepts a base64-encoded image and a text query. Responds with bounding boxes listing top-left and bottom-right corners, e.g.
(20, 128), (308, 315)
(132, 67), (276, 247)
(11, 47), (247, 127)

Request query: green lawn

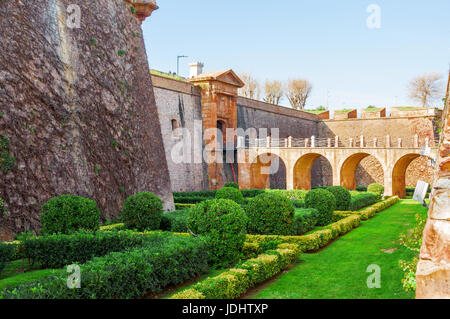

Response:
(0, 259), (56, 290)
(249, 199), (427, 299)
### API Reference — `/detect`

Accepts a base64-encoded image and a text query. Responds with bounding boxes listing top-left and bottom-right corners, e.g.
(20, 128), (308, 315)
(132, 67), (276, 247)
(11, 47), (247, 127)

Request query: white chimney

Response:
(189, 62), (204, 78)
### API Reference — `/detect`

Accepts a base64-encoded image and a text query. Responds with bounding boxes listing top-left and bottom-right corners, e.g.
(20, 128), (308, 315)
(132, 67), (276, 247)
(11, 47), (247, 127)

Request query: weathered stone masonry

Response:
(416, 76), (450, 299)
(0, 0), (173, 239)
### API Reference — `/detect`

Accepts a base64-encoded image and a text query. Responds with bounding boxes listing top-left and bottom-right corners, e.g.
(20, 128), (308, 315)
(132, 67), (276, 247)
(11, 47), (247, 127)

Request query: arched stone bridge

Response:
(237, 144), (438, 198)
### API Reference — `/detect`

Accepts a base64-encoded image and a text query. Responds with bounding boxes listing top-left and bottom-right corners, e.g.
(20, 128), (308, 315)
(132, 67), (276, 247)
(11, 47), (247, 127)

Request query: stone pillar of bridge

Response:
(416, 77), (450, 299)
(384, 171), (393, 196)
(286, 161), (294, 190)
(237, 149), (251, 189)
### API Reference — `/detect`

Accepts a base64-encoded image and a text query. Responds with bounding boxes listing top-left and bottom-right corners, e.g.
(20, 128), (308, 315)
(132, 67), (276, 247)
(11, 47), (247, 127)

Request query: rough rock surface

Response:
(0, 0), (174, 239)
(416, 77), (450, 299)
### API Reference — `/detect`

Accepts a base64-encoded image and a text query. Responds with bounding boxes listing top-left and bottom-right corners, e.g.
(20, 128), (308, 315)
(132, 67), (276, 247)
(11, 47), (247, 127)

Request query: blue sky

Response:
(142, 0), (449, 110)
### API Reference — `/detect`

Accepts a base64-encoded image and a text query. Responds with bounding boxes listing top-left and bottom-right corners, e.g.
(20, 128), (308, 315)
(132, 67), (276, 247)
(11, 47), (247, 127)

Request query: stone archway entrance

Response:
(340, 153), (383, 190)
(250, 153), (287, 189)
(392, 153), (428, 198)
(293, 154), (332, 190)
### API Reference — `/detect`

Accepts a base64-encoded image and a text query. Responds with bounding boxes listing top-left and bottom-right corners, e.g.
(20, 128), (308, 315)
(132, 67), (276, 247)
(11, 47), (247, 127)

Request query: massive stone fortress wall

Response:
(0, 0), (173, 239)
(152, 75), (208, 192)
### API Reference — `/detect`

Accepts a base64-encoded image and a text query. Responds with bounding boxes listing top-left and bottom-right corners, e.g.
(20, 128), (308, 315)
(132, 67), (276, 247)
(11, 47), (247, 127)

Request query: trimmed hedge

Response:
(291, 200), (305, 208)
(265, 189), (308, 201)
(245, 192), (295, 236)
(353, 196), (399, 220)
(170, 243), (300, 299)
(22, 230), (151, 269)
(40, 195), (101, 235)
(175, 203), (195, 210)
(173, 196), (210, 204)
(326, 186), (351, 211)
(1, 234), (209, 299)
(188, 199), (248, 266)
(121, 192), (163, 231)
(368, 183), (384, 196)
(304, 189), (336, 226)
(349, 192), (379, 211)
(241, 189), (266, 198)
(0, 242), (15, 275)
(160, 210), (188, 233)
(224, 182), (239, 189)
(244, 197), (400, 253)
(173, 189), (265, 199)
(293, 208), (319, 235)
(215, 187), (244, 204)
(99, 223), (125, 232)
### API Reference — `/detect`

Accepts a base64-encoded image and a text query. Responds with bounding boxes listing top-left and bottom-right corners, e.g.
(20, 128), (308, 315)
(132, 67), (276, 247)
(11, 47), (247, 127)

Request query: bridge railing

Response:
(244, 135), (439, 149)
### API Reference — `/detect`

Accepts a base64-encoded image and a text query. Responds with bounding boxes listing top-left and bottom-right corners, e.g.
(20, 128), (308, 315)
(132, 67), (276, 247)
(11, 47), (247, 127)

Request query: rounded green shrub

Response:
(121, 192), (163, 231)
(245, 192), (295, 235)
(215, 187), (244, 204)
(326, 186), (351, 211)
(224, 182), (239, 189)
(368, 183), (385, 197)
(40, 195), (101, 235)
(304, 189), (336, 226)
(187, 199), (248, 266)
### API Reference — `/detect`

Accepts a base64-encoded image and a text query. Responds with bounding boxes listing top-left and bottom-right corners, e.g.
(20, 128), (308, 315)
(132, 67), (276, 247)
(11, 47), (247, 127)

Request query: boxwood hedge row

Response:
(0, 234), (209, 299)
(21, 230), (155, 269)
(349, 192), (379, 211)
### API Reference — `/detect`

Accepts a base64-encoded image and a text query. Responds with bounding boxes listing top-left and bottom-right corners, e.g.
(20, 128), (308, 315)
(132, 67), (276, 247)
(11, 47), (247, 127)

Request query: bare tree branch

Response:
(238, 73), (261, 100)
(263, 80), (283, 105)
(408, 73), (443, 108)
(286, 79), (313, 110)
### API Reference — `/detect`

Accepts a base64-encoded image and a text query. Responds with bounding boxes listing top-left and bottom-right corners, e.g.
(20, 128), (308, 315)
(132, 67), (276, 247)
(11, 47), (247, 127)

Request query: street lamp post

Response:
(177, 55), (188, 76)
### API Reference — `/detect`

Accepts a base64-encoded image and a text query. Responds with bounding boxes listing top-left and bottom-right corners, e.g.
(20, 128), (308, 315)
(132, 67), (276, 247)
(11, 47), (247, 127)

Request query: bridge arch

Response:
(250, 153), (287, 189)
(340, 152), (385, 190)
(293, 153), (333, 190)
(392, 153), (423, 198)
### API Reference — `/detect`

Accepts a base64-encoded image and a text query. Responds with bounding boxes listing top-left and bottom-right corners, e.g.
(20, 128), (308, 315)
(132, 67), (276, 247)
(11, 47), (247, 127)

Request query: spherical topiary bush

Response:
(224, 182), (239, 189)
(215, 187), (244, 204)
(304, 189), (336, 226)
(40, 195), (101, 235)
(326, 186), (351, 211)
(121, 192), (163, 231)
(187, 199), (248, 266)
(368, 183), (385, 197)
(245, 192), (295, 236)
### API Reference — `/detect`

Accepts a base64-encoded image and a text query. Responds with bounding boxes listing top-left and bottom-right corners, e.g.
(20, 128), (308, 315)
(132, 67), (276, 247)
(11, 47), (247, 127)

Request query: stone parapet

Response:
(237, 97), (320, 122)
(151, 74), (201, 96)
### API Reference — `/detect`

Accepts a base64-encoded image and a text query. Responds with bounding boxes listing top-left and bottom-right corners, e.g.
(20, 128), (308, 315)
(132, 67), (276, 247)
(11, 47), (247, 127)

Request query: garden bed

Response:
(163, 197), (399, 299)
